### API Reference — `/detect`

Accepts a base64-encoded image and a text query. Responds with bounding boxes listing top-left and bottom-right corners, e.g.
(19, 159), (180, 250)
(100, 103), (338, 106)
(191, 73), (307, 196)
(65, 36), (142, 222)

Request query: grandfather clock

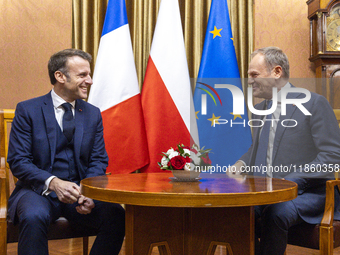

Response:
(307, 0), (340, 108)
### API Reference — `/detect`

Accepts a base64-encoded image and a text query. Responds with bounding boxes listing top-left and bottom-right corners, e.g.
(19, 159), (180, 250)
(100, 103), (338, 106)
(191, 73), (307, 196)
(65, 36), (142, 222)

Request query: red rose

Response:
(201, 154), (212, 165)
(170, 155), (187, 170)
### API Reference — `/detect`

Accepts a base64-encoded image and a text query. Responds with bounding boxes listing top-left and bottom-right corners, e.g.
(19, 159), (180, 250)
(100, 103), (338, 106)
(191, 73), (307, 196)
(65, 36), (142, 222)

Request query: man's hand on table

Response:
(226, 161), (244, 177)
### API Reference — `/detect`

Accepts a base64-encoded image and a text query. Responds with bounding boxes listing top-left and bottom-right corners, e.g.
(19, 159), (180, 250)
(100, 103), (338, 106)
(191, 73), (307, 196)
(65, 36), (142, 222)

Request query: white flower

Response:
(168, 151), (179, 159)
(166, 148), (175, 154)
(184, 162), (191, 171)
(161, 156), (169, 167)
(183, 149), (191, 156)
(191, 153), (200, 165)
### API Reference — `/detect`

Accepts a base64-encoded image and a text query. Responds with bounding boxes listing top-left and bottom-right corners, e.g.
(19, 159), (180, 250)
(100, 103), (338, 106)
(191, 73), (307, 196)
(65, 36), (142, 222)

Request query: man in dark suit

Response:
(229, 47), (340, 255)
(7, 49), (125, 255)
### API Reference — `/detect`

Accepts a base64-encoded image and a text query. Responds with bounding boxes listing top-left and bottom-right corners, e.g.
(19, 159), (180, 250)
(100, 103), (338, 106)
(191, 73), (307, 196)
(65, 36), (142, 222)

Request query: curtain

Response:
(72, 0), (253, 88)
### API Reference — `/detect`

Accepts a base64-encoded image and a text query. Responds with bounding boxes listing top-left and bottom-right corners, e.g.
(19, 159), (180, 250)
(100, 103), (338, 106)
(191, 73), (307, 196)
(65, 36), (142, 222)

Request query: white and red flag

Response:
(141, 0), (198, 173)
(88, 0), (149, 174)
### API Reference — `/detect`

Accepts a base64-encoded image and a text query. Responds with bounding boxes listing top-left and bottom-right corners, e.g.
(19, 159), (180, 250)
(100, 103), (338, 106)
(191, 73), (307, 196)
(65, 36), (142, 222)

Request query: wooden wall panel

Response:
(254, 0), (316, 92)
(0, 0), (72, 109)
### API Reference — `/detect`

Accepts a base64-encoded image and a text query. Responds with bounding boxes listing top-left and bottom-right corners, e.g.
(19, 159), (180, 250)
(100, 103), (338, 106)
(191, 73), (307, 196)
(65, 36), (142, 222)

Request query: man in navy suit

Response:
(229, 47), (340, 254)
(7, 49), (125, 255)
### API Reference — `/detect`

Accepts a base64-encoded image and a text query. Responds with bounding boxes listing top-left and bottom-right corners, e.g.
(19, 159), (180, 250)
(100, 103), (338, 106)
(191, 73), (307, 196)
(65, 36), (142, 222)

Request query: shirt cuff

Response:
(42, 176), (56, 196)
(236, 160), (246, 167)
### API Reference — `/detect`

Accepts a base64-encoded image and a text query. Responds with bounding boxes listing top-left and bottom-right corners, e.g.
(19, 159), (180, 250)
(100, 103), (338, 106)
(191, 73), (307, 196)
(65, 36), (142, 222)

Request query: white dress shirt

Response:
(265, 82), (290, 177)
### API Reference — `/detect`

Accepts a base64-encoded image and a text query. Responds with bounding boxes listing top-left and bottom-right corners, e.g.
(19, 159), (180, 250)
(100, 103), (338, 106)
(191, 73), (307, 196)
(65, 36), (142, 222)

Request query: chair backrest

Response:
(333, 109), (340, 181)
(0, 109), (16, 201)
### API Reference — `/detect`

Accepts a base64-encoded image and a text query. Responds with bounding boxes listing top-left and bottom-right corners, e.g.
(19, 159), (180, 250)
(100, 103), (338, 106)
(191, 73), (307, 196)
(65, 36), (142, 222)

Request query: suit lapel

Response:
(42, 92), (57, 168)
(249, 100), (266, 166)
(74, 100), (84, 160)
(272, 89), (301, 163)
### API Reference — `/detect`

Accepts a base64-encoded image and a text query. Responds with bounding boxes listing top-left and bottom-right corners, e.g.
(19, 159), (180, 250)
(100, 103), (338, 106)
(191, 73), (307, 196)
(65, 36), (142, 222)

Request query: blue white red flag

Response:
(88, 0), (149, 174)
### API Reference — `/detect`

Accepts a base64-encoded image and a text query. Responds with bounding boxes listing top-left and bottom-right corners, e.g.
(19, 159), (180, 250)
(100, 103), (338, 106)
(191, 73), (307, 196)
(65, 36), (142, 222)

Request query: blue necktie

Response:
(254, 100), (272, 174)
(62, 103), (75, 142)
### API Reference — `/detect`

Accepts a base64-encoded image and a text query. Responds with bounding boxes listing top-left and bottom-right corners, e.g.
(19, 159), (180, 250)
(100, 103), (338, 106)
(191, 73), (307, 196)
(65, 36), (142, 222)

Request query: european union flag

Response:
(193, 0), (252, 171)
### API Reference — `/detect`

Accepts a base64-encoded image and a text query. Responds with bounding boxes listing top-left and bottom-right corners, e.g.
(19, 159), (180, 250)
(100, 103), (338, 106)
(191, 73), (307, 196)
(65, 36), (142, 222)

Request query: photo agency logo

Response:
(197, 82), (312, 128)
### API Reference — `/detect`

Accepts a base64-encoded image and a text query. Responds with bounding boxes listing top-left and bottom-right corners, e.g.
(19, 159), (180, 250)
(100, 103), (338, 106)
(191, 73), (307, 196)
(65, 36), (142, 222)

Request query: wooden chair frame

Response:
(317, 110), (340, 254)
(318, 179), (340, 254)
(286, 109), (340, 255)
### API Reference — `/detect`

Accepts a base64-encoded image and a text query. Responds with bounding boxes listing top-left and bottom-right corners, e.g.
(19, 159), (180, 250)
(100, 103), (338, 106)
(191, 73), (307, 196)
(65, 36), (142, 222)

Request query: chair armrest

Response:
(0, 157), (7, 221)
(320, 179), (340, 227)
(0, 178), (7, 222)
(0, 157), (5, 179)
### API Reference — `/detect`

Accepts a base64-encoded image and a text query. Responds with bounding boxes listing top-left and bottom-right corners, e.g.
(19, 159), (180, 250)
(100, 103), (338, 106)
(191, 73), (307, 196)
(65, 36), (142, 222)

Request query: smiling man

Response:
(7, 49), (125, 255)
(248, 49), (288, 100)
(229, 47), (340, 255)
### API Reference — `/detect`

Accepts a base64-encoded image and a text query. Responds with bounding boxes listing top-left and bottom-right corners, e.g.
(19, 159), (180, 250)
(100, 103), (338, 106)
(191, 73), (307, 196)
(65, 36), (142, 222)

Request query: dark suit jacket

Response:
(7, 92), (108, 222)
(240, 85), (340, 224)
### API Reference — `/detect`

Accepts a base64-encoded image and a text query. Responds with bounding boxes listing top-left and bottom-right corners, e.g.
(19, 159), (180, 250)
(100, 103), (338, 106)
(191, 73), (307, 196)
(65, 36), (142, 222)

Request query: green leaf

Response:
(177, 144), (185, 154)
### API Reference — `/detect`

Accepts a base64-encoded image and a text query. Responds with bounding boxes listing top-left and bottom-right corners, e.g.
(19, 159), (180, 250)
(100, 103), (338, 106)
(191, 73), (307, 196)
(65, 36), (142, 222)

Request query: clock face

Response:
(326, 5), (340, 51)
(326, 20), (340, 50)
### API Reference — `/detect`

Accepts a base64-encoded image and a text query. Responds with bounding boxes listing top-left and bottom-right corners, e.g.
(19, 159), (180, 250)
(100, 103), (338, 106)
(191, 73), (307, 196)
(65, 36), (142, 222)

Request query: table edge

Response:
(81, 177), (298, 207)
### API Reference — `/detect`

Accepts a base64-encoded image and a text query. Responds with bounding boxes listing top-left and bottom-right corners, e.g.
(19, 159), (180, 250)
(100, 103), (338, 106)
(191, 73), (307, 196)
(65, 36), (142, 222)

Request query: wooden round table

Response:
(81, 173), (297, 255)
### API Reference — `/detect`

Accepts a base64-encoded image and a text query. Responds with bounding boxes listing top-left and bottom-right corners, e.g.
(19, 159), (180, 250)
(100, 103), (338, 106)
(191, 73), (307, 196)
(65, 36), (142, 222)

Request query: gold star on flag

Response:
(195, 111), (199, 119)
(230, 112), (243, 120)
(210, 26), (222, 39)
(208, 113), (221, 126)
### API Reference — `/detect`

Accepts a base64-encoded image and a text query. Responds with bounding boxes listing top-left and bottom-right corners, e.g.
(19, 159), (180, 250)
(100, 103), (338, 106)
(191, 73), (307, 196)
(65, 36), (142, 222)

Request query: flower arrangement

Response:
(158, 144), (212, 171)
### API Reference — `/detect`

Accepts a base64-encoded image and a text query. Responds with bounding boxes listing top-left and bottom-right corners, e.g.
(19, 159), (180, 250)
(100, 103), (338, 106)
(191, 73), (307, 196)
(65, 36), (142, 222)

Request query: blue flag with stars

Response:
(193, 0), (252, 171)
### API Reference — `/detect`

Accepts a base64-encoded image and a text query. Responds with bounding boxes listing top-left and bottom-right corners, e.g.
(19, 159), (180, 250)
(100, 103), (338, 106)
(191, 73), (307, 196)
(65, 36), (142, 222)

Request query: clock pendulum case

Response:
(307, 0), (340, 109)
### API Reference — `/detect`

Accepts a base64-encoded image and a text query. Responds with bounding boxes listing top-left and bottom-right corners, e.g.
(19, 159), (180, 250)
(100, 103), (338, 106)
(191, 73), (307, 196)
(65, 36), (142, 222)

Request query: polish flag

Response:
(141, 0), (198, 173)
(88, 0), (149, 174)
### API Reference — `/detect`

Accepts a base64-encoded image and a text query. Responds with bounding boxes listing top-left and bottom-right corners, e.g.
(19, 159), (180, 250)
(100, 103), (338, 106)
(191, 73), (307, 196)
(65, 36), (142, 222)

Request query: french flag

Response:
(88, 0), (149, 174)
(141, 0), (198, 173)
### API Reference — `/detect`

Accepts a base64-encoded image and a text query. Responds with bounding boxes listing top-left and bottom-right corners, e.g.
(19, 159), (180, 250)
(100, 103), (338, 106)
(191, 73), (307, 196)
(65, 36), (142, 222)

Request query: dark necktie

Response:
(254, 100), (272, 173)
(62, 103), (75, 142)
